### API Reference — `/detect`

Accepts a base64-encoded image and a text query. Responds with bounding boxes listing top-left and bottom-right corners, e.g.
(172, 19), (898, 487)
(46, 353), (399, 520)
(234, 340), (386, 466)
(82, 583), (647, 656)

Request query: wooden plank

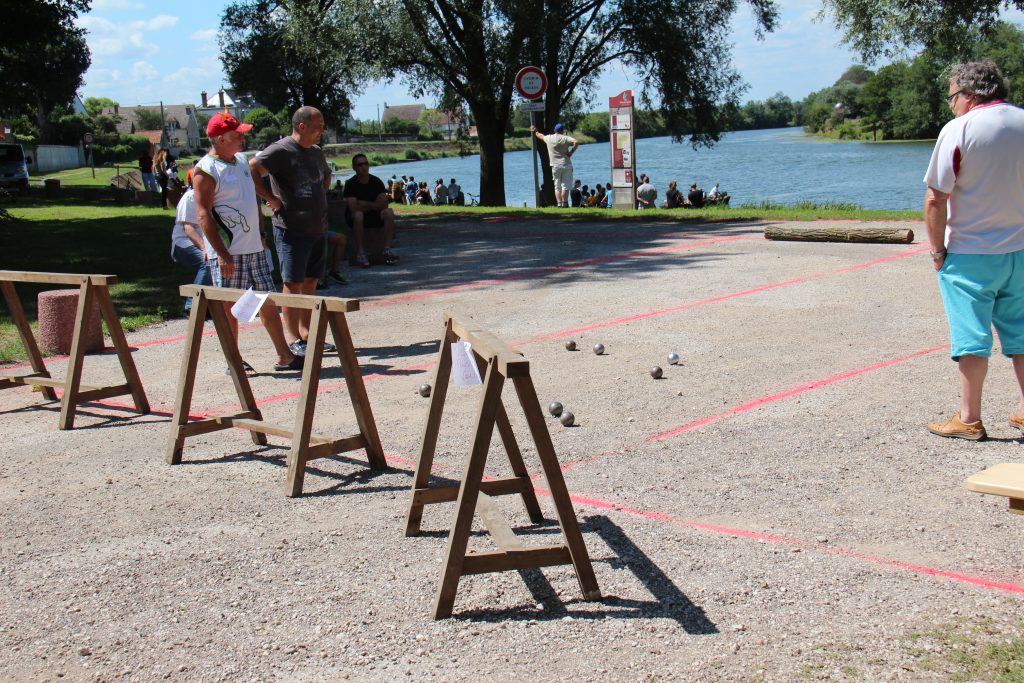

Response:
(966, 463), (1024, 499)
(0, 281), (56, 401)
(224, 417), (293, 440)
(93, 285), (149, 414)
(764, 226), (914, 244)
(304, 434), (368, 460)
(0, 271), (117, 286)
(476, 494), (523, 551)
(286, 301), (328, 497)
(166, 295), (211, 463)
(58, 280), (93, 430)
(411, 477), (536, 506)
(330, 310), (387, 470)
(74, 383), (132, 403)
(406, 319), (457, 536)
(447, 313), (530, 377)
(180, 285), (359, 313)
(0, 372), (49, 386)
(488, 365), (545, 524)
(433, 358), (504, 620)
(513, 374), (602, 601)
(461, 546), (573, 575)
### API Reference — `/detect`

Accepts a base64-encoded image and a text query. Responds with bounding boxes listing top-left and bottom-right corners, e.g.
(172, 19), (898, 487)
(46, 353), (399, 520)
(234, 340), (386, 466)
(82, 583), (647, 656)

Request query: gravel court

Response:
(2, 215), (1024, 681)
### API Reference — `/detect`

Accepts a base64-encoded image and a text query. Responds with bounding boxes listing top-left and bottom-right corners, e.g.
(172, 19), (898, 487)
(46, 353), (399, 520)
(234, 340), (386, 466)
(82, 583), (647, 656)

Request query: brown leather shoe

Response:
(927, 412), (987, 441)
(1010, 413), (1024, 432)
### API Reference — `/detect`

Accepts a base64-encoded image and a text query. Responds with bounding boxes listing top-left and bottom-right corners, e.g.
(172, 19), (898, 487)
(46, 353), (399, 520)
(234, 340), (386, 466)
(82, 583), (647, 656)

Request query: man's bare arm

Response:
(182, 223), (206, 253)
(193, 171), (234, 277)
(924, 186), (949, 271)
(248, 157), (283, 212)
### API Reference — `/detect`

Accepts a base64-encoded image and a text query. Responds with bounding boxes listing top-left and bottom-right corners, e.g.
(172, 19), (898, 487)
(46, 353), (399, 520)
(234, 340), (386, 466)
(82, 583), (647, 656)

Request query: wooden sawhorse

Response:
(407, 313), (601, 619)
(166, 285), (386, 497)
(0, 270), (149, 429)
(966, 463), (1024, 515)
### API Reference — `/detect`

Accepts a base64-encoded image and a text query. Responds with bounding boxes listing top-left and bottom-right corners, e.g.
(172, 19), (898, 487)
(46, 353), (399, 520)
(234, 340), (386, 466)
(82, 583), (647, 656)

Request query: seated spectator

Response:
(406, 176), (418, 204)
(595, 184), (607, 207)
(448, 177), (462, 205)
(687, 183), (705, 208)
(342, 153), (399, 268)
(434, 178), (448, 206)
(415, 181), (432, 205)
(391, 176), (406, 203)
(708, 182), (720, 200)
(664, 180), (684, 208)
(584, 189), (598, 207)
(569, 180), (583, 207)
(322, 230), (347, 286)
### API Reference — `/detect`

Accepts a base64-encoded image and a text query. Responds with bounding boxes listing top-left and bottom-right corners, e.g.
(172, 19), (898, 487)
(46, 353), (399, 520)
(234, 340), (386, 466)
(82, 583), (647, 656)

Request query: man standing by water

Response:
(193, 112), (302, 373)
(532, 123), (578, 207)
(636, 174), (657, 209)
(249, 106), (333, 358)
(924, 61), (1024, 441)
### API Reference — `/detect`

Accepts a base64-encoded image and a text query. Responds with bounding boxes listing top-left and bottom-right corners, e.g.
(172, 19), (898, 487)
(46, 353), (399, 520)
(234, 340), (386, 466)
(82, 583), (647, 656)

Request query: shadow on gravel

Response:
(450, 514), (717, 633)
(0, 401), (163, 430)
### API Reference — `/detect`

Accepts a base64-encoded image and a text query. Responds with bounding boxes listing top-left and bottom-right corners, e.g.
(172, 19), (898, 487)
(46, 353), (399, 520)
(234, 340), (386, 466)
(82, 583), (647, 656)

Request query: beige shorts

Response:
(551, 165), (573, 192)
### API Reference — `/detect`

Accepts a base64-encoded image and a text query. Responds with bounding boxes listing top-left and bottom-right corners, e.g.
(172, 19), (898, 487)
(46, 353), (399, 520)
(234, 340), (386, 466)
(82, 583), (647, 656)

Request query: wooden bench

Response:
(407, 313), (601, 619)
(166, 285), (386, 497)
(966, 463), (1024, 515)
(0, 270), (149, 430)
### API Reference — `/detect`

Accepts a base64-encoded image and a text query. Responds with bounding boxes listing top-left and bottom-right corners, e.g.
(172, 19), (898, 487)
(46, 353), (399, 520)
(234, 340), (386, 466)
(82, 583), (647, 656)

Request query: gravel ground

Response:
(2, 215), (1023, 682)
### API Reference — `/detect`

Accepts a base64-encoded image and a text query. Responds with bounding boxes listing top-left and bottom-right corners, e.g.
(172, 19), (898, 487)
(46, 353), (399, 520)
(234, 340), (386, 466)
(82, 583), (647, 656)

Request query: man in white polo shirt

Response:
(924, 61), (1024, 441)
(193, 111), (302, 373)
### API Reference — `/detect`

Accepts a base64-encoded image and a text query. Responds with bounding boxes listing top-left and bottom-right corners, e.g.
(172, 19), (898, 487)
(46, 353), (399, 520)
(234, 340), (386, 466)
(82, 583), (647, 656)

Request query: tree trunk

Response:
(474, 115), (507, 206)
(764, 225), (914, 243)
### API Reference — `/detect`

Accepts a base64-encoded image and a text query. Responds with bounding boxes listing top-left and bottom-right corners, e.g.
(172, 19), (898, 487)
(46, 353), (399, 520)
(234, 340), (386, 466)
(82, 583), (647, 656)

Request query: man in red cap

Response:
(193, 111), (303, 373)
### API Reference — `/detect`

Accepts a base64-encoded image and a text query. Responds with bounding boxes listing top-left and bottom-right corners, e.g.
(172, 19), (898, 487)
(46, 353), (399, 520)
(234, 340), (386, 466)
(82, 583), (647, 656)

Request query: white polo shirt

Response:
(924, 101), (1024, 254)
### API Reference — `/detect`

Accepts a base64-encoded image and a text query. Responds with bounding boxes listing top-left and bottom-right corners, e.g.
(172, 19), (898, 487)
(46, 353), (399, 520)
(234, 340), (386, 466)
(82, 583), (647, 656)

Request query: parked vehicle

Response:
(0, 143), (32, 193)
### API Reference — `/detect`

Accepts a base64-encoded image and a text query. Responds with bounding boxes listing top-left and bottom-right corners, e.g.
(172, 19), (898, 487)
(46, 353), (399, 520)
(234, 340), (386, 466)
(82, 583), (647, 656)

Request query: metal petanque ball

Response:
(418, 383), (431, 398)
(667, 352), (680, 365)
(650, 366), (663, 379)
(565, 340), (577, 351)
(560, 411), (575, 427)
(593, 343), (605, 355)
(548, 401), (563, 417)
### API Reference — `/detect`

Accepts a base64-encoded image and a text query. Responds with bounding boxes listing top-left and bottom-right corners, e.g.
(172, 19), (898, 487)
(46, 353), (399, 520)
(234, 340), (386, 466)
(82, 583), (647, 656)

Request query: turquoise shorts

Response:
(937, 251), (1024, 360)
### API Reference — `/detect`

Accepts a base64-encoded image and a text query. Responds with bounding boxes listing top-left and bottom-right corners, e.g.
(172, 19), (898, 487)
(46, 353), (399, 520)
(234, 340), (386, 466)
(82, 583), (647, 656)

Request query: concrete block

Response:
(37, 289), (104, 355)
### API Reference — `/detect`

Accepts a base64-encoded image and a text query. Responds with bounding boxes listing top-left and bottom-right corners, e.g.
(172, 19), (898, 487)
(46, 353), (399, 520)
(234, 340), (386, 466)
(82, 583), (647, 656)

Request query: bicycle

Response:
(464, 192), (480, 206)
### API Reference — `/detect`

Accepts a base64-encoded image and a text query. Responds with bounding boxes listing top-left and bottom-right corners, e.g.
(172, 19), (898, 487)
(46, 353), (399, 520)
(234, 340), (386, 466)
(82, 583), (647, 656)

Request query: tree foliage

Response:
(134, 108), (164, 131)
(83, 97), (118, 118)
(378, 0), (776, 205)
(218, 0), (378, 129)
(0, 0), (91, 142)
(821, 0), (1024, 61)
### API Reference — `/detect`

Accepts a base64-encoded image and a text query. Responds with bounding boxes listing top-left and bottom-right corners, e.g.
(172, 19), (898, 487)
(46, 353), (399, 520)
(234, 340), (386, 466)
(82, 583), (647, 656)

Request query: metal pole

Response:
(530, 111), (540, 208)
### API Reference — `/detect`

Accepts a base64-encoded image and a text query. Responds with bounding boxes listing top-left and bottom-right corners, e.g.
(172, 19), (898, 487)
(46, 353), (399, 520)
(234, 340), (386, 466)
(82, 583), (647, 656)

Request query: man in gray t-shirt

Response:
(250, 106), (332, 356)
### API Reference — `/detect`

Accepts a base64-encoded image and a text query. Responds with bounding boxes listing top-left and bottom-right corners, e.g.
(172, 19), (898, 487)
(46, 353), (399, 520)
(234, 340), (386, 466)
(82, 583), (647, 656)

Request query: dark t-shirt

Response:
(255, 137), (330, 236)
(139, 154), (153, 173)
(343, 173), (388, 206)
(688, 189), (705, 208)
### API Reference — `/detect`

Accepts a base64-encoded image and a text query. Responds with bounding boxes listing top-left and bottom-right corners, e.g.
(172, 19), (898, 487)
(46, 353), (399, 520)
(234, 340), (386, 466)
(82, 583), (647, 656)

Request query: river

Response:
(367, 127), (936, 210)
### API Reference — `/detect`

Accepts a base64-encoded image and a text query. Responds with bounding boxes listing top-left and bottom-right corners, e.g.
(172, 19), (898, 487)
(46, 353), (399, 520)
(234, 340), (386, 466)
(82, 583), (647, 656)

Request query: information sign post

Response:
(608, 90), (636, 210)
(516, 67), (548, 207)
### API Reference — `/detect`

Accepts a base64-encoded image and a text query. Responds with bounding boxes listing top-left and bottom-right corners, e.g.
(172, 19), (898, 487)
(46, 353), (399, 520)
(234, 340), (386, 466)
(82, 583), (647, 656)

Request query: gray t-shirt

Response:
(254, 136), (330, 236)
(636, 182), (657, 207)
(542, 133), (577, 167)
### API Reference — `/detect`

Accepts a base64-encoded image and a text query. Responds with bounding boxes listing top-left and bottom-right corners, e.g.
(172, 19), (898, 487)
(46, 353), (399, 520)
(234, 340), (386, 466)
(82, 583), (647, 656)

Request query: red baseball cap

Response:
(207, 111), (253, 137)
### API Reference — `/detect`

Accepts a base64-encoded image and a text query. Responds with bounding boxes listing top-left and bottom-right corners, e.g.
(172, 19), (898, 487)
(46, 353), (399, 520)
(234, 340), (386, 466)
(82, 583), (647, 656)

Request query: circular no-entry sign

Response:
(515, 66), (547, 100)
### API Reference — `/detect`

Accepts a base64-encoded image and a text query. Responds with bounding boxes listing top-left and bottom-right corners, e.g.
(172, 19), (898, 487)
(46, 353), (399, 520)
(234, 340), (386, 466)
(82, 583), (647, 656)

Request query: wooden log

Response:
(764, 226), (914, 244)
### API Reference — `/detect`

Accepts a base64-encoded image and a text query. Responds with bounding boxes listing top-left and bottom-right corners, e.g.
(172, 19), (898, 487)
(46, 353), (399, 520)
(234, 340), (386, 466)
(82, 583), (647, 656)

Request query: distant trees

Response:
(134, 109), (164, 131)
(0, 0), (92, 143)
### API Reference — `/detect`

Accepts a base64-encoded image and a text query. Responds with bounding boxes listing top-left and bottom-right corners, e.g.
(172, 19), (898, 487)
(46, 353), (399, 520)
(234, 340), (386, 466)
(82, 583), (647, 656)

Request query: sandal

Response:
(225, 360), (258, 377)
(356, 252), (370, 268)
(383, 248), (400, 265)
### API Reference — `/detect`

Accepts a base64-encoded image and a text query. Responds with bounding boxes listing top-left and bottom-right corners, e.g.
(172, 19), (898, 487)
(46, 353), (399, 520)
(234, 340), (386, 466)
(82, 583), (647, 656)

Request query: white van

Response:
(0, 143), (32, 193)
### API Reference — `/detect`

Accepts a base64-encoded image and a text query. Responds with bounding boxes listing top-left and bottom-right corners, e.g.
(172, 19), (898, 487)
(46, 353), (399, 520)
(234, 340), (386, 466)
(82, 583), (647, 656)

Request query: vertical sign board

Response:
(609, 90), (636, 210)
(516, 66), (549, 208)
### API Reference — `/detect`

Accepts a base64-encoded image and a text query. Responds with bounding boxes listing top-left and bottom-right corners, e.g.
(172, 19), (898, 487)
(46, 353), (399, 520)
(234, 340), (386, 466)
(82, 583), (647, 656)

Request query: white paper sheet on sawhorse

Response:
(451, 341), (483, 386)
(230, 287), (271, 323)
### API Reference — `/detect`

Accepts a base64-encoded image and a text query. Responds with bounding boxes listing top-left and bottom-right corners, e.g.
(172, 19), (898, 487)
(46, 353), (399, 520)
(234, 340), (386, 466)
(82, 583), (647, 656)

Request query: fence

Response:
(29, 144), (86, 174)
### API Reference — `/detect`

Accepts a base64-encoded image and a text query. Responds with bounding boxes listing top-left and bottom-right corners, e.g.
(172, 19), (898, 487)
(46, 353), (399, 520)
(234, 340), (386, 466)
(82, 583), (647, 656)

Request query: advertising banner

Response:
(608, 90), (636, 210)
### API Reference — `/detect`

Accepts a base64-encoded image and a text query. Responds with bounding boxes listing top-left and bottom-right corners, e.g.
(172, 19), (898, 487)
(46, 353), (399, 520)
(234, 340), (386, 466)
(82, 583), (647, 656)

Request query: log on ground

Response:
(764, 226), (914, 244)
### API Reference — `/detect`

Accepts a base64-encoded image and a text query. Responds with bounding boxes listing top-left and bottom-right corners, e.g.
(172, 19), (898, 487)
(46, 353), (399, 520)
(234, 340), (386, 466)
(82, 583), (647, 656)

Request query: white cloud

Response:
(78, 13), (179, 58)
(143, 15), (178, 31)
(190, 28), (217, 42)
(91, 0), (143, 9)
(132, 61), (159, 81)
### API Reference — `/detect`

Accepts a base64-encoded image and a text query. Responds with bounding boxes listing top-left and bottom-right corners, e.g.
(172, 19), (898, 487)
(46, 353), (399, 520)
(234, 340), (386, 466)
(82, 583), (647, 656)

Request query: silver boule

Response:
(650, 366), (663, 379)
(559, 411), (575, 427)
(667, 352), (680, 365)
(565, 340), (577, 351)
(593, 343), (605, 355)
(418, 383), (431, 397)
(548, 401), (563, 417)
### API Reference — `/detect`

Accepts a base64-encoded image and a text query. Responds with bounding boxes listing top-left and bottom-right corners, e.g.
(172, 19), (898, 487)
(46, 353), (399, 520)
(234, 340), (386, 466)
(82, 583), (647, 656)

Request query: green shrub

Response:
(403, 149), (421, 160)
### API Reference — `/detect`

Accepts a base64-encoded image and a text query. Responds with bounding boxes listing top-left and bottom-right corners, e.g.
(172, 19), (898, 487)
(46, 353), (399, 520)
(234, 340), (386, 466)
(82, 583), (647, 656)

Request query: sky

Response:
(75, 0), (1022, 121)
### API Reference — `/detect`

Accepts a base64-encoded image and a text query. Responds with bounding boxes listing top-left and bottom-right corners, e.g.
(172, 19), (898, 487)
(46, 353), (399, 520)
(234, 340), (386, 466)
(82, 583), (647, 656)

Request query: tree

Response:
(219, 0), (378, 129)
(0, 0), (91, 142)
(381, 0), (776, 205)
(134, 108), (164, 130)
(821, 0), (1024, 61)
(83, 97), (118, 118)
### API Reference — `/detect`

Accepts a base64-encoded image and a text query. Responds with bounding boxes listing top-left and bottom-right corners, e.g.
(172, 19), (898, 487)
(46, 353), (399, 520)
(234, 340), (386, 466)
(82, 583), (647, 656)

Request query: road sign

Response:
(515, 66), (547, 100)
(518, 100), (546, 112)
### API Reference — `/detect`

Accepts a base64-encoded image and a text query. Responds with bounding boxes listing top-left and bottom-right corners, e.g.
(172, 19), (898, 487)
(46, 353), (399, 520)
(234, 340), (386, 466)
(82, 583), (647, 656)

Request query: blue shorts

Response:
(937, 251), (1024, 360)
(274, 228), (326, 284)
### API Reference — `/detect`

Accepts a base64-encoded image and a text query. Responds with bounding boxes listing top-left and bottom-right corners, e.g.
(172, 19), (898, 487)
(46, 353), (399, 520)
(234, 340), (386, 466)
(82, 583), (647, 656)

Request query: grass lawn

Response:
(0, 198), (184, 362)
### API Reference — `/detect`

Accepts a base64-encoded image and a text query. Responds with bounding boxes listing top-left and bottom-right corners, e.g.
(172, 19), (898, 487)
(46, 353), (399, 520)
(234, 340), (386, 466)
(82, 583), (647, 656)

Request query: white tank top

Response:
(196, 152), (263, 256)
